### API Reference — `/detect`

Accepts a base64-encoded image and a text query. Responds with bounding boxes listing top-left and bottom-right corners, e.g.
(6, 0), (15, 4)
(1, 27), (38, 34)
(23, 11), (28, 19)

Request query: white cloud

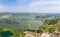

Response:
(15, 4), (60, 13)
(0, 0), (60, 13)
(15, 0), (60, 13)
(29, 0), (60, 7)
(23, 0), (60, 13)
(0, 4), (5, 12)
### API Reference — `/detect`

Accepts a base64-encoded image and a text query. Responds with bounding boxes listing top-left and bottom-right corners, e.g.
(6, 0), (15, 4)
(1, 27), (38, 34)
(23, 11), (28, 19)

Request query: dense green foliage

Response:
(45, 19), (59, 25)
(48, 28), (55, 33)
(35, 15), (50, 18)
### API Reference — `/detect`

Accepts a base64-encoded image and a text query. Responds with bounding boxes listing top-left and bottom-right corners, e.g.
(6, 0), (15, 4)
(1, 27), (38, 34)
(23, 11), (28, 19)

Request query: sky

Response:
(0, 0), (60, 13)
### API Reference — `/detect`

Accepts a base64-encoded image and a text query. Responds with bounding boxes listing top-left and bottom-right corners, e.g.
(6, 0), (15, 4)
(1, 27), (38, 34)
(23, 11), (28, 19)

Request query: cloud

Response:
(14, 0), (60, 13)
(0, 0), (60, 13)
(29, 0), (60, 7)
(21, 0), (60, 13)
(0, 4), (5, 12)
